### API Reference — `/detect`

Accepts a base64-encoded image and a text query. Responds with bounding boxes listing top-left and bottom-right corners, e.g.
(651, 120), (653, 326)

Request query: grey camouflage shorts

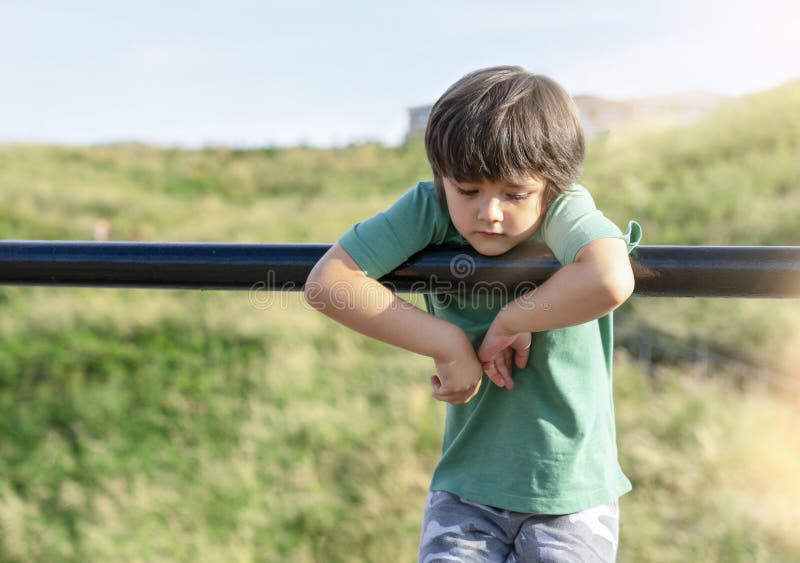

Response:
(418, 490), (619, 562)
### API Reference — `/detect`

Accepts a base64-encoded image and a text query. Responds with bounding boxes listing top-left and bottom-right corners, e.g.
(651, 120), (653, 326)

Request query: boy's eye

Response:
(455, 186), (532, 200)
(507, 193), (530, 201)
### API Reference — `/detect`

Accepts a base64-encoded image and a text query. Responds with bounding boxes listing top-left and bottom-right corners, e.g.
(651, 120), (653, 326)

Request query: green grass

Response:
(0, 290), (797, 561)
(1, 79), (799, 561)
(615, 352), (800, 562)
(0, 290), (441, 561)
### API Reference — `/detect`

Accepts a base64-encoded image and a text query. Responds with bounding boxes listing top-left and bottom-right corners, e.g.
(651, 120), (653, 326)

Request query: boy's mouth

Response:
(477, 231), (503, 237)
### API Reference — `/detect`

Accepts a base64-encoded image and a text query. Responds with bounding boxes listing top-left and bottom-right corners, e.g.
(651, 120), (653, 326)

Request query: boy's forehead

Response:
(450, 176), (543, 189)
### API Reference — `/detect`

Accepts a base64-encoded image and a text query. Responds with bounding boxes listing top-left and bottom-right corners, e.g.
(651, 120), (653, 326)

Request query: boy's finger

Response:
(432, 375), (481, 403)
(503, 347), (512, 367)
(503, 348), (514, 378)
(483, 356), (514, 390)
(506, 364), (516, 390)
(431, 384), (453, 402)
(515, 346), (531, 368)
(433, 388), (472, 404)
(483, 360), (505, 387)
(477, 345), (495, 364)
(432, 390), (450, 403)
(477, 338), (505, 364)
(496, 355), (514, 390)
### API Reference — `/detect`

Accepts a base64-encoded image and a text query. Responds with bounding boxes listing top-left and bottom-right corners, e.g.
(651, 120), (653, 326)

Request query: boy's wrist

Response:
(494, 303), (521, 337)
(431, 322), (473, 364)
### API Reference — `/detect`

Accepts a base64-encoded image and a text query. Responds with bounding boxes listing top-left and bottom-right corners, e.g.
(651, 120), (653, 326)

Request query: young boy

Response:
(304, 66), (642, 562)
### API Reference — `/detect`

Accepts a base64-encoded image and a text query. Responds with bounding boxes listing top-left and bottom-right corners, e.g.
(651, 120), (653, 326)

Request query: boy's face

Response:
(442, 175), (547, 256)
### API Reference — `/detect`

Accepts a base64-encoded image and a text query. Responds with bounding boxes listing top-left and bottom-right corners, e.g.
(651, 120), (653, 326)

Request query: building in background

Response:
(406, 92), (728, 141)
(406, 105), (433, 142)
(574, 92), (728, 137)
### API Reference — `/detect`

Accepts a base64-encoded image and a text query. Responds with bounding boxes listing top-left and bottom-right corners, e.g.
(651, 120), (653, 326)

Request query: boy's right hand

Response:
(430, 330), (484, 405)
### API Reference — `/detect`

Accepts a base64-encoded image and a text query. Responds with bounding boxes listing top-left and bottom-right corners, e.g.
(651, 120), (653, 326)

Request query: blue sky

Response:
(1, 0), (798, 147)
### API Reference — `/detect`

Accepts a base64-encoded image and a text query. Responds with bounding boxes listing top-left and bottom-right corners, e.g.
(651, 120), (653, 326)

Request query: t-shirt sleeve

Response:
(338, 182), (449, 279)
(542, 186), (643, 266)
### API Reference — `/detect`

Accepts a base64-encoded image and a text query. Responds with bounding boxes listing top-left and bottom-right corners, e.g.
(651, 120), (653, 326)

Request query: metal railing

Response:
(1, 240), (799, 298)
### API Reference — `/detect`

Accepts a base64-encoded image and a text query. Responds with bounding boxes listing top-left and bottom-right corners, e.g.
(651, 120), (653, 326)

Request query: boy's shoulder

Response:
(550, 183), (593, 206)
(414, 179), (439, 199)
(543, 183), (598, 225)
(397, 180), (444, 217)
(409, 180), (466, 245)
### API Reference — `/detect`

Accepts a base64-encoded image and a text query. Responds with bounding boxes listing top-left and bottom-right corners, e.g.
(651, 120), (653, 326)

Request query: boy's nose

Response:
(478, 197), (503, 223)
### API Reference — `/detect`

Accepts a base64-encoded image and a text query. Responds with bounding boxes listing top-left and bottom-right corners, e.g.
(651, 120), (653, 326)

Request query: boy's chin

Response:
(469, 240), (515, 257)
(473, 248), (506, 257)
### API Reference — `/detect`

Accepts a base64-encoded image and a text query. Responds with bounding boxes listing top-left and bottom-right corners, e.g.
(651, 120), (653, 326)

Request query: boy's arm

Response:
(304, 242), (485, 403)
(505, 237), (634, 332)
(478, 237), (634, 366)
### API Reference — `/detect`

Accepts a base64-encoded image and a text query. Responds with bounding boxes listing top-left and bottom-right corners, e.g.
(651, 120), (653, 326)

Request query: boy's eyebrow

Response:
(505, 178), (545, 188)
(457, 180), (537, 190)
(497, 182), (540, 190)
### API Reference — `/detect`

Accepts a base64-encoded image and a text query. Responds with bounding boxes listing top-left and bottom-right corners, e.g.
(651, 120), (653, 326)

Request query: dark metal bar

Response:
(1, 240), (799, 298)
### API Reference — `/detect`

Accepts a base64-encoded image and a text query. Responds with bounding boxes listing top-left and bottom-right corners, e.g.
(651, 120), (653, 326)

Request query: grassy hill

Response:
(583, 79), (800, 378)
(0, 80), (799, 561)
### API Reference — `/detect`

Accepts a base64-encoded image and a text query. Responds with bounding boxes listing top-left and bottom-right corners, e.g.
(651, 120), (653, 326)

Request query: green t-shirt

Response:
(338, 180), (643, 514)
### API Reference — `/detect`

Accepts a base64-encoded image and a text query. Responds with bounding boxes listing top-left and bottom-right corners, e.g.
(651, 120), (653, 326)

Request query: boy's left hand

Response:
(477, 318), (531, 390)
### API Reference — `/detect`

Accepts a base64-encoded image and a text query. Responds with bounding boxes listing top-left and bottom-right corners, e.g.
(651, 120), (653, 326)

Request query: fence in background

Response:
(1, 241), (800, 297)
(2, 240), (799, 394)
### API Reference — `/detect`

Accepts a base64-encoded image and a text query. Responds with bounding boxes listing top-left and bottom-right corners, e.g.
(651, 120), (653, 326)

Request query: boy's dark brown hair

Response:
(425, 65), (585, 210)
